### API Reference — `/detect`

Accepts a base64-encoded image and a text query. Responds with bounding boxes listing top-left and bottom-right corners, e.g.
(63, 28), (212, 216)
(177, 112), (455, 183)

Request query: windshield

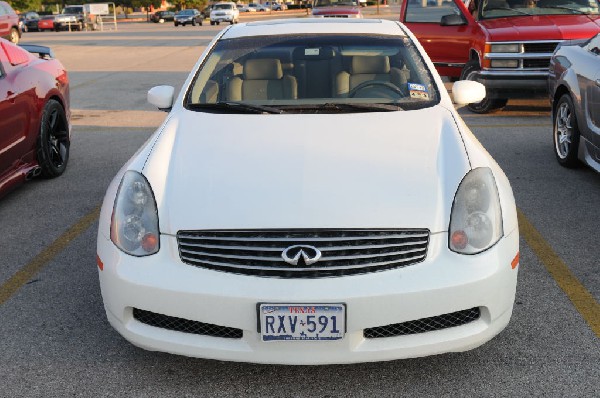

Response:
(62, 6), (83, 14)
(214, 4), (234, 9)
(178, 10), (196, 15)
(314, 0), (358, 6)
(185, 34), (439, 113)
(480, 0), (599, 19)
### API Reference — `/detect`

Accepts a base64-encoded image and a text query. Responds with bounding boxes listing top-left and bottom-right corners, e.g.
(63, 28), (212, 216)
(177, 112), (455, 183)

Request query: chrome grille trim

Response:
(177, 229), (429, 278)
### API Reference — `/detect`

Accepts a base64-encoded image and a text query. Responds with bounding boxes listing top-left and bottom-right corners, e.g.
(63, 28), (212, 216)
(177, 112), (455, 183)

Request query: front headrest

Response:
(244, 59), (283, 80)
(351, 56), (390, 74)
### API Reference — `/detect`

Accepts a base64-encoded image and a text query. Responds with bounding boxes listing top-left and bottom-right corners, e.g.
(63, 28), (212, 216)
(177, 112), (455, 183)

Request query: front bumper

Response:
(476, 70), (549, 99)
(97, 229), (519, 364)
(211, 14), (234, 22)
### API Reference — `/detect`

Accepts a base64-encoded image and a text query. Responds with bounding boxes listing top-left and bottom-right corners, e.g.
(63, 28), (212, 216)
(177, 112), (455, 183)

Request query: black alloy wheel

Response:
(37, 100), (70, 178)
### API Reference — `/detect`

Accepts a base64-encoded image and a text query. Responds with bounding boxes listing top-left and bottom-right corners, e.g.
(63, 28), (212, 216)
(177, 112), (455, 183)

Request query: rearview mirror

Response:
(440, 14), (467, 26)
(148, 85), (175, 111)
(452, 80), (486, 105)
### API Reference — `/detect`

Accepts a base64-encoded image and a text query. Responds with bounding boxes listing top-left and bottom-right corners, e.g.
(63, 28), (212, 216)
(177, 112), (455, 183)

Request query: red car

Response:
(37, 15), (57, 32)
(312, 0), (363, 18)
(400, 0), (600, 113)
(0, 1), (21, 43)
(0, 38), (71, 199)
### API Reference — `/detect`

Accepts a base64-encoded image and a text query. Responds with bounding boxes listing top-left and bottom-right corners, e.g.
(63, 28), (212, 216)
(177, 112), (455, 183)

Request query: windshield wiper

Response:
(540, 5), (586, 14)
(319, 103), (403, 112)
(188, 101), (283, 114)
(484, 7), (532, 16)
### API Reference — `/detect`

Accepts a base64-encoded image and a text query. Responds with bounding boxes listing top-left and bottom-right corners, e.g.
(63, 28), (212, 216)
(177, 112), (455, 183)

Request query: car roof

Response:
(221, 19), (404, 40)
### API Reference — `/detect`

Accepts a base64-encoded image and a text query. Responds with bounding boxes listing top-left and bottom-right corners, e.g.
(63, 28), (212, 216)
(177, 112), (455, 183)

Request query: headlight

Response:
(490, 43), (520, 53)
(110, 171), (160, 256)
(449, 168), (503, 254)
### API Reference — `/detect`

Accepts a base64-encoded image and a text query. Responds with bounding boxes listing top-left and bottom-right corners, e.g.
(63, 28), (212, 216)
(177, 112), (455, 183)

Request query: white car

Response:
(210, 2), (239, 25)
(97, 19), (519, 365)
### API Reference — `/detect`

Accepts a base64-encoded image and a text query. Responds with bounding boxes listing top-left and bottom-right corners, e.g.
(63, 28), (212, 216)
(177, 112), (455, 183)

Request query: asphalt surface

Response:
(0, 14), (598, 397)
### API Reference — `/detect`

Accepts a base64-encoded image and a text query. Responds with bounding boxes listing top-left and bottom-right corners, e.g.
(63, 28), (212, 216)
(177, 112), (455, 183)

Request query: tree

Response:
(9, 0), (44, 12)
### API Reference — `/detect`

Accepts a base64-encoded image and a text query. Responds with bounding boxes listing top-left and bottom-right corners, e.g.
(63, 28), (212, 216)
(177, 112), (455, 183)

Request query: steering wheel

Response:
(348, 80), (405, 98)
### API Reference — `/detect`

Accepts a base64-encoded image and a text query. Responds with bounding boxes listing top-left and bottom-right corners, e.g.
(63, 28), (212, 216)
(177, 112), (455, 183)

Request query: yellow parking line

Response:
(467, 124), (549, 128)
(518, 209), (600, 338)
(0, 206), (101, 306)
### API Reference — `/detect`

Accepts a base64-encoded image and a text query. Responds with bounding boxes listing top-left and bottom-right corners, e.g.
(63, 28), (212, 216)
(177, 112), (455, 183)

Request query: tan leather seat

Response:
(226, 58), (297, 101)
(335, 56), (409, 97)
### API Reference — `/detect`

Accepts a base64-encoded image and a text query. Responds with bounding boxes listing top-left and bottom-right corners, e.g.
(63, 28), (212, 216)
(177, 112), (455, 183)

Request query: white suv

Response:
(210, 2), (239, 25)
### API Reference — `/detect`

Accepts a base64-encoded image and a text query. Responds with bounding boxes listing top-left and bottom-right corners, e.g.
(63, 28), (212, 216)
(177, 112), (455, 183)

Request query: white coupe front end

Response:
(96, 19), (519, 365)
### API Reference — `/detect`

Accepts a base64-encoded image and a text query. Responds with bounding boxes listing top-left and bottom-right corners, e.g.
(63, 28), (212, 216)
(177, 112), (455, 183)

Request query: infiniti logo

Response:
(281, 245), (322, 266)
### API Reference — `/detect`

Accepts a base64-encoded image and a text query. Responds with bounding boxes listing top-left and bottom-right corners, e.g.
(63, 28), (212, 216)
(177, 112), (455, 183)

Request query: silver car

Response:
(548, 33), (600, 172)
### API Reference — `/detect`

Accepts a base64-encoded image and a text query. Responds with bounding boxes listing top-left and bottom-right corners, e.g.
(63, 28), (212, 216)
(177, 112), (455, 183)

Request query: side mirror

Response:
(452, 80), (486, 105)
(440, 14), (467, 26)
(148, 85), (175, 111)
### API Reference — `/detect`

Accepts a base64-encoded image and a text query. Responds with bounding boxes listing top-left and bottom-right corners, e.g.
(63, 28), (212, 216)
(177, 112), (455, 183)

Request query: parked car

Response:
(151, 11), (175, 23)
(37, 15), (57, 32)
(53, 13), (81, 31)
(200, 6), (212, 19)
(400, 0), (600, 113)
(97, 19), (519, 364)
(0, 1), (20, 43)
(174, 9), (203, 26)
(20, 11), (41, 32)
(265, 1), (287, 10)
(61, 5), (88, 30)
(548, 33), (600, 172)
(0, 39), (71, 199)
(248, 3), (268, 12)
(210, 2), (239, 25)
(311, 0), (362, 18)
(238, 3), (256, 12)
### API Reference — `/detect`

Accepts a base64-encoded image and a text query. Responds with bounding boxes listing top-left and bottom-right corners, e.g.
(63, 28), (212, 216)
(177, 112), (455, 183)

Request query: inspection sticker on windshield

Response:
(305, 48), (320, 56)
(408, 82), (429, 99)
(259, 304), (345, 342)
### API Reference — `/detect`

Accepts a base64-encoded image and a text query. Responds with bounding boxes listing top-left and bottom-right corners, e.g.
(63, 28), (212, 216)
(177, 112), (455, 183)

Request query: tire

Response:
(553, 94), (581, 168)
(37, 100), (70, 178)
(174, 22), (178, 26)
(192, 19), (196, 26)
(460, 61), (508, 114)
(9, 27), (19, 44)
(210, 21), (215, 25)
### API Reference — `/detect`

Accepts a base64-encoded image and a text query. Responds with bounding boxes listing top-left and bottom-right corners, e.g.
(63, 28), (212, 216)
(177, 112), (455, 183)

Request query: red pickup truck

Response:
(400, 0), (600, 113)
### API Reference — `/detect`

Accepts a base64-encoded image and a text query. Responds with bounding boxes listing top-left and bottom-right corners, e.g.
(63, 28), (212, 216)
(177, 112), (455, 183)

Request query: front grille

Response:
(523, 42), (559, 53)
(133, 308), (243, 339)
(363, 308), (481, 338)
(523, 59), (551, 69)
(177, 229), (430, 278)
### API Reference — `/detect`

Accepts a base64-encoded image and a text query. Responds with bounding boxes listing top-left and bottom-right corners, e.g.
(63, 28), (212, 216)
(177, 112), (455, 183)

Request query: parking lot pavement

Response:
(0, 19), (597, 397)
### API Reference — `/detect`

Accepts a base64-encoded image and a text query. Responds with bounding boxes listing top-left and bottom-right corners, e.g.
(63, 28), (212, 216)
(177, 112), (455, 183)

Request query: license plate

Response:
(259, 303), (345, 342)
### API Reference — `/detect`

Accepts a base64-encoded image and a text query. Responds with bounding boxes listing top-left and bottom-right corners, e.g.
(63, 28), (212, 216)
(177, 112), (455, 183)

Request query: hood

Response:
(143, 106), (470, 234)
(480, 14), (600, 41)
